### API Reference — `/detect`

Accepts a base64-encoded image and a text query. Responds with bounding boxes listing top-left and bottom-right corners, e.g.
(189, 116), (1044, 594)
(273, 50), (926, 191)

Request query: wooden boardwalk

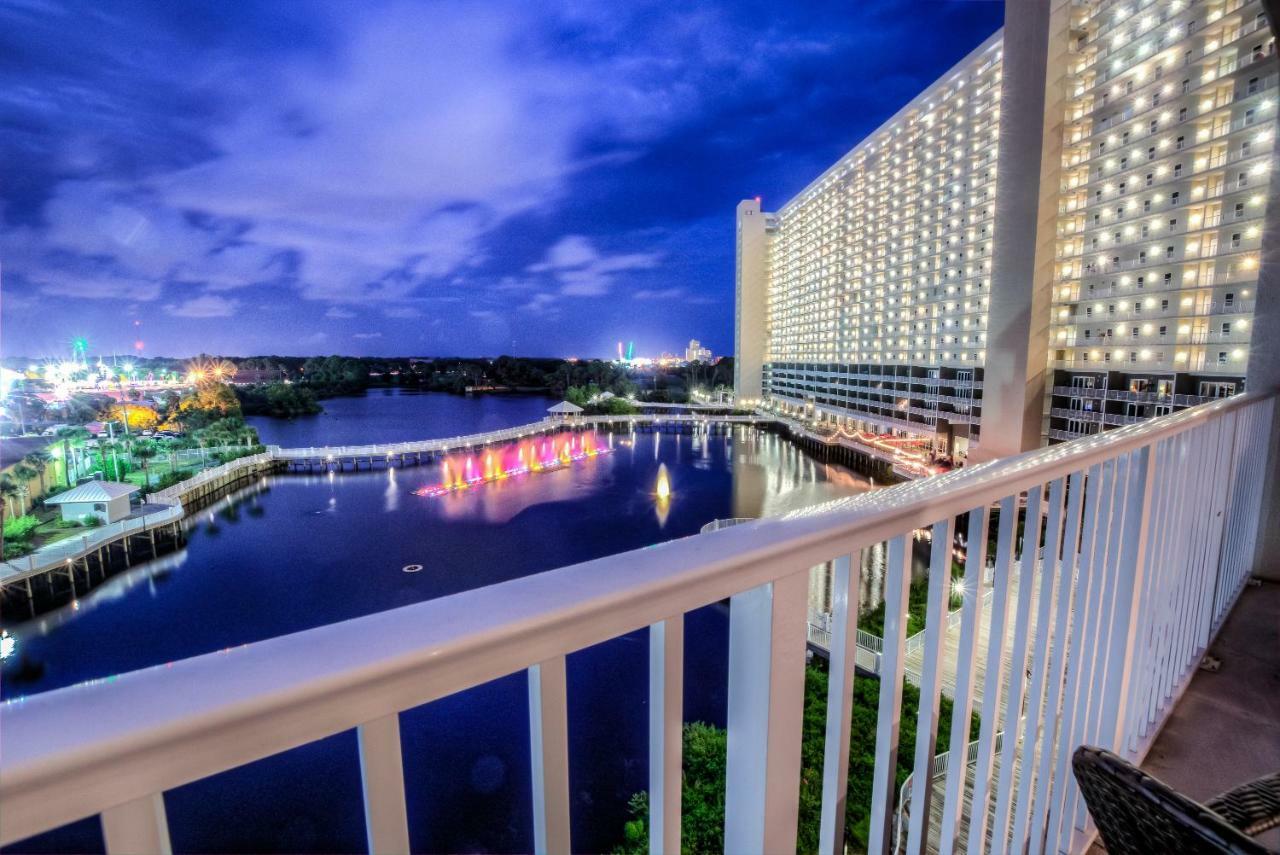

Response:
(896, 559), (1059, 854)
(903, 560), (1043, 718)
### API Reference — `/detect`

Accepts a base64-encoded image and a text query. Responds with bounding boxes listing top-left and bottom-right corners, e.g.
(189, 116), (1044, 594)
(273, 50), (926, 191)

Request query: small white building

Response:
(547, 401), (584, 420)
(44, 481), (140, 525)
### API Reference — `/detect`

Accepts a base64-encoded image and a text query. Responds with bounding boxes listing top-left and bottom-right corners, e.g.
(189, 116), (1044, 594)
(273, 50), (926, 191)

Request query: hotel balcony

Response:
(1, 395), (1277, 855)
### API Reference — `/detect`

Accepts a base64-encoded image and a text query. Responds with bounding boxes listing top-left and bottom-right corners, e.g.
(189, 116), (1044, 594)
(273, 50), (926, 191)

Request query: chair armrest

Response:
(1206, 772), (1280, 837)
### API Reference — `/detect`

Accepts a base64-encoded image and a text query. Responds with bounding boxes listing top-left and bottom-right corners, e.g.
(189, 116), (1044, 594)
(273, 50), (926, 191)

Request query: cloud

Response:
(383, 306), (423, 319)
(527, 234), (661, 296)
(521, 292), (558, 313)
(352, 332), (382, 339)
(164, 294), (240, 318)
(325, 306), (357, 319)
(634, 287), (685, 300)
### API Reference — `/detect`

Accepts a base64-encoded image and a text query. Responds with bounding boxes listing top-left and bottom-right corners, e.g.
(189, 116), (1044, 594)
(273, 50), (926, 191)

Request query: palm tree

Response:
(133, 442), (158, 491)
(55, 427), (90, 486)
(23, 450), (52, 497)
(11, 464), (37, 514)
(0, 474), (19, 552)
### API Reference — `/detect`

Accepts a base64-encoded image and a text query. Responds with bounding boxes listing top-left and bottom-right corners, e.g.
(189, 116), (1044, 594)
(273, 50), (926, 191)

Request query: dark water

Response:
(2, 425), (873, 855)
(248, 389), (555, 448)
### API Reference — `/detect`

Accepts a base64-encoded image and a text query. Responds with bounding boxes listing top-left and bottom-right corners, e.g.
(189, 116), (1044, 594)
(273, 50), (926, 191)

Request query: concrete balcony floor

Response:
(1137, 579), (1280, 850)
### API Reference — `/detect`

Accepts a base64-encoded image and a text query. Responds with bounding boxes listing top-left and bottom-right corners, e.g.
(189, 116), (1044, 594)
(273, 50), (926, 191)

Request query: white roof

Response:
(45, 480), (140, 504)
(547, 401), (584, 414)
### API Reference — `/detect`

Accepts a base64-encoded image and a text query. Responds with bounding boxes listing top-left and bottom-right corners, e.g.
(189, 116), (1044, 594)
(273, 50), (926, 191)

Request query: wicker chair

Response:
(1072, 746), (1280, 854)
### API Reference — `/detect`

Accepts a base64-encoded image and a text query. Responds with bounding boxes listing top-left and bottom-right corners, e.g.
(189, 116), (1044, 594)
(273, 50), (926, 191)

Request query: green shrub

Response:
(80, 514), (103, 527)
(2, 514), (42, 542)
(2, 542), (32, 560)
(614, 666), (978, 854)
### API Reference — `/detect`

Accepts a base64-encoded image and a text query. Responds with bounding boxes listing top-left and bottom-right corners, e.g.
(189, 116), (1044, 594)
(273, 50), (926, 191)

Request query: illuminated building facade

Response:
(1047, 0), (1275, 440)
(737, 0), (1278, 459)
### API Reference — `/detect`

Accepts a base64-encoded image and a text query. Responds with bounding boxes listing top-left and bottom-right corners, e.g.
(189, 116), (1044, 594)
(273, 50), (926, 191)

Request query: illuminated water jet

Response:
(655, 463), (672, 501)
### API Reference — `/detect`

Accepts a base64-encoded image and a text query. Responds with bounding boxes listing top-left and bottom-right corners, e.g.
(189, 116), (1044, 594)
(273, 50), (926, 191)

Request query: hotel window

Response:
(1149, 119), (1158, 134)
(1182, 79), (1191, 94)
(1165, 246), (1175, 259)
(1146, 173), (1154, 186)
(1232, 232), (1242, 248)
(1159, 325), (1168, 336)
(1179, 107), (1188, 122)
(1171, 192), (1180, 206)
(1218, 351), (1228, 365)
(1168, 218), (1177, 232)
(1246, 109), (1257, 126)
(1249, 77), (1260, 95)
(1174, 163), (1183, 178)
(1222, 322), (1231, 336)
(1161, 299), (1170, 310)
(1148, 146), (1157, 161)
(1176, 135), (1186, 150)
(1239, 171), (1250, 187)
(1225, 292), (1235, 307)
(1144, 199), (1153, 212)
(1235, 202), (1246, 218)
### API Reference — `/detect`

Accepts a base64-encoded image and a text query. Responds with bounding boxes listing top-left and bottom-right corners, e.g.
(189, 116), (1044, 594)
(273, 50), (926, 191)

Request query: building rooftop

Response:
(43, 480), (140, 504)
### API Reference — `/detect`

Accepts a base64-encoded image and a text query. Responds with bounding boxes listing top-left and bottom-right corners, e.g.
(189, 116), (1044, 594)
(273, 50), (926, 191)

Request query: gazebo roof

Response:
(547, 401), (584, 414)
(44, 480), (140, 504)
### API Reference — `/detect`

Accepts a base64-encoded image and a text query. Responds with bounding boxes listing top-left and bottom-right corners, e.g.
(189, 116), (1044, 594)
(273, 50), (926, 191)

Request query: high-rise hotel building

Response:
(736, 0), (1279, 461)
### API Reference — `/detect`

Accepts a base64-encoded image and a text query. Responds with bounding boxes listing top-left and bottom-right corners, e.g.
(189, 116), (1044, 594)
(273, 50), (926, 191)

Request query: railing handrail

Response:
(0, 392), (1268, 845)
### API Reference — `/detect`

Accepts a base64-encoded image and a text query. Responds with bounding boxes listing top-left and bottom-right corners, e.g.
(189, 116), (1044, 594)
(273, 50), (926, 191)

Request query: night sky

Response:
(1, 0), (1002, 360)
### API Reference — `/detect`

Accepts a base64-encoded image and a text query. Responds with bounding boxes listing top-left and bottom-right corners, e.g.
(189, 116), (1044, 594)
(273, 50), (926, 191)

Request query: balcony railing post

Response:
(868, 535), (913, 855)
(528, 657), (571, 855)
(1097, 444), (1156, 760)
(939, 504), (993, 855)
(724, 570), (809, 855)
(101, 792), (171, 855)
(965, 493), (1020, 854)
(649, 616), (683, 855)
(905, 519), (952, 855)
(819, 552), (859, 855)
(357, 714), (410, 855)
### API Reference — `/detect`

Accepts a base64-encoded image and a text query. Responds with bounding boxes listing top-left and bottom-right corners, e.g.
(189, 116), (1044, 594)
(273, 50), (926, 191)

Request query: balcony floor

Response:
(1139, 579), (1280, 850)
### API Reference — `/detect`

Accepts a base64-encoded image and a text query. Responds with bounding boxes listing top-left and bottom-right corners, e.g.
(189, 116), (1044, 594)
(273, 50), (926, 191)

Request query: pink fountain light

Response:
(414, 429), (610, 498)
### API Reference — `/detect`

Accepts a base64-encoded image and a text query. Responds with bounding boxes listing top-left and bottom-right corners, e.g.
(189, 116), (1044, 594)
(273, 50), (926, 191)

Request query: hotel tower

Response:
(736, 0), (1280, 462)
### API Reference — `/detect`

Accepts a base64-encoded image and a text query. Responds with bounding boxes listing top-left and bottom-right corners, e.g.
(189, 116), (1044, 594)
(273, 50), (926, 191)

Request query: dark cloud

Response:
(0, 0), (1001, 358)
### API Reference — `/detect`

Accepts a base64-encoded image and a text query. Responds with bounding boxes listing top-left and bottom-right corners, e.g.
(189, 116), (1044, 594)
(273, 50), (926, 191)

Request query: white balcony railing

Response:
(0, 394), (1272, 855)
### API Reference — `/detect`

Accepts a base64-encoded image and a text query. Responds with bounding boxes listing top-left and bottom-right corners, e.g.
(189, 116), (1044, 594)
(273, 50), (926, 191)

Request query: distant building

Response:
(230, 368), (287, 385)
(685, 339), (712, 363)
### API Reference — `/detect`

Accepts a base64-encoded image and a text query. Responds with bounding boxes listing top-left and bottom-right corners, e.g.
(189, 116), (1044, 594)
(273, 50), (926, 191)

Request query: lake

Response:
(247, 389), (556, 448)
(2, 394), (876, 854)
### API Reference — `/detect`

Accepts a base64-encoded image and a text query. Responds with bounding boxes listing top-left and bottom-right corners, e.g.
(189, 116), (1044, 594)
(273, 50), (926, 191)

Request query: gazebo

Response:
(547, 401), (584, 421)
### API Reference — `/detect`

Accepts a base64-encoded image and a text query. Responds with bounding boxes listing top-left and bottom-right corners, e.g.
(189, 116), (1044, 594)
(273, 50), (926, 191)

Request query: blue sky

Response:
(0, 0), (1002, 359)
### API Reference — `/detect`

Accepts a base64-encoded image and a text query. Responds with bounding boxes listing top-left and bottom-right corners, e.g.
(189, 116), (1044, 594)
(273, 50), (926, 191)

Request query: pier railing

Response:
(269, 414), (774, 462)
(0, 504), (185, 585)
(0, 394), (1272, 855)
